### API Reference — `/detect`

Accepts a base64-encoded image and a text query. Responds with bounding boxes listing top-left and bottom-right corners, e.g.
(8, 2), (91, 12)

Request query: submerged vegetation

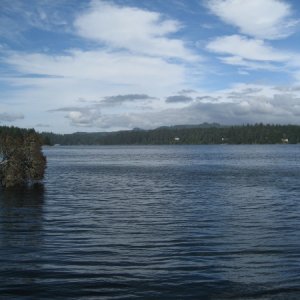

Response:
(0, 126), (46, 188)
(41, 123), (300, 145)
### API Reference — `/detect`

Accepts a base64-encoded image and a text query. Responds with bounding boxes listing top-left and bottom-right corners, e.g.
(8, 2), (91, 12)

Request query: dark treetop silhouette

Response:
(41, 123), (300, 145)
(0, 126), (46, 188)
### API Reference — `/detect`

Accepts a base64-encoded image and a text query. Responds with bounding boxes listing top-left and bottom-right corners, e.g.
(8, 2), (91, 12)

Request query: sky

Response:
(1, 0), (300, 133)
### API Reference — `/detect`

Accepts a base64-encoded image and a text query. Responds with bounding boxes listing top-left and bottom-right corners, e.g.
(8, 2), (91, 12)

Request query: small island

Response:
(0, 126), (46, 188)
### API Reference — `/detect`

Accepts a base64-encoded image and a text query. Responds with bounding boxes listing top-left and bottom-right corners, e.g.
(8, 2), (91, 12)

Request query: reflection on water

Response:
(0, 183), (45, 206)
(0, 184), (45, 242)
(0, 184), (45, 295)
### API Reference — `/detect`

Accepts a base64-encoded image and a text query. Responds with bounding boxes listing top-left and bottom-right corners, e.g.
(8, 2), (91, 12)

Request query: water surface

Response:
(1, 145), (300, 299)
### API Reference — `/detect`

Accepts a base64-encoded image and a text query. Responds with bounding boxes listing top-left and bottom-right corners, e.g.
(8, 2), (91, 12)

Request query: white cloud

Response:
(74, 0), (197, 61)
(207, 35), (290, 62)
(219, 56), (279, 71)
(5, 49), (186, 90)
(67, 110), (97, 126)
(207, 0), (298, 40)
(206, 35), (298, 71)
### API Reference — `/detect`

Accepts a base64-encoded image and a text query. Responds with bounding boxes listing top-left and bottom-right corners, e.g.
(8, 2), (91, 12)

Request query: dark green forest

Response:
(41, 124), (300, 145)
(0, 126), (46, 188)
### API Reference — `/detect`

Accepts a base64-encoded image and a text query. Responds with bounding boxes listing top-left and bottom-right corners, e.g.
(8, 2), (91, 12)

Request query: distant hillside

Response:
(41, 123), (300, 145)
(166, 123), (222, 129)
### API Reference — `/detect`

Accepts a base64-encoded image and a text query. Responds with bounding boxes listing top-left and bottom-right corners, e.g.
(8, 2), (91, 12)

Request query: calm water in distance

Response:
(0, 145), (300, 299)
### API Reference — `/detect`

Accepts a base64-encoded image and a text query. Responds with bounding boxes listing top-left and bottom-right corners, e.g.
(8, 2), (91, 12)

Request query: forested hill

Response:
(41, 124), (300, 145)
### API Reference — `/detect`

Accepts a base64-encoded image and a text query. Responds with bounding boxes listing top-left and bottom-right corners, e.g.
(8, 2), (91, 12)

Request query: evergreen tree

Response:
(0, 127), (46, 188)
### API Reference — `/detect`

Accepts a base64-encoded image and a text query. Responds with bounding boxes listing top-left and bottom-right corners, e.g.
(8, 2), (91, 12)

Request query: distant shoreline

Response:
(40, 124), (300, 146)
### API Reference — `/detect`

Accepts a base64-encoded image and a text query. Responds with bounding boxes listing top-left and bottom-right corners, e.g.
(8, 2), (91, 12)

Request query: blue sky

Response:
(1, 0), (300, 133)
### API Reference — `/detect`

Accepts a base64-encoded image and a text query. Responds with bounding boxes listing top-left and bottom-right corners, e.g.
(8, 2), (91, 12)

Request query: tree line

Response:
(41, 124), (300, 145)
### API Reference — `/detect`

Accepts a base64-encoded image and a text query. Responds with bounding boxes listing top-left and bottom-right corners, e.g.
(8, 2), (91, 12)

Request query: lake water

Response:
(1, 145), (300, 299)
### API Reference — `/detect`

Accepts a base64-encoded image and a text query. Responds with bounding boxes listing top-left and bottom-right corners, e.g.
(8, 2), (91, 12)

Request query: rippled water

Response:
(1, 145), (300, 299)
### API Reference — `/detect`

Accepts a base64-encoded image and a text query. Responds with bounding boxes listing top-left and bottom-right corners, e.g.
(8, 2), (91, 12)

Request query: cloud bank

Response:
(48, 85), (300, 130)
